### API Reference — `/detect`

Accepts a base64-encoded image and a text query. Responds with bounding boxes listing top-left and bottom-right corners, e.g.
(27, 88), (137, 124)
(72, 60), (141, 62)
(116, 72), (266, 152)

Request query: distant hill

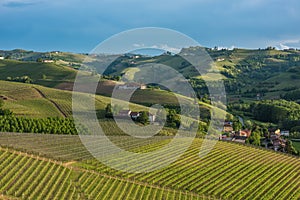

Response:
(1, 47), (300, 105)
(0, 59), (76, 87)
(0, 49), (86, 63)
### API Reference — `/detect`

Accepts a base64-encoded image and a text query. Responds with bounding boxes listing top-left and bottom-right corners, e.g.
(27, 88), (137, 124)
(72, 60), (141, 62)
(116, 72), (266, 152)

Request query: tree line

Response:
(0, 99), (79, 134)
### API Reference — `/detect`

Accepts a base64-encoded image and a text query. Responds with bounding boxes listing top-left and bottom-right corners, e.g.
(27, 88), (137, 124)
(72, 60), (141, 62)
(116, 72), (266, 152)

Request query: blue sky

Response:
(0, 0), (300, 52)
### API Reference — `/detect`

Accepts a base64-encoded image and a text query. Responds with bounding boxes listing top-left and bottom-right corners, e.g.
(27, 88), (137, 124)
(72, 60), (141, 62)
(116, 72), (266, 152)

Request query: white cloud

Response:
(133, 43), (145, 48)
(151, 44), (181, 53)
(132, 43), (181, 53)
(273, 39), (300, 50)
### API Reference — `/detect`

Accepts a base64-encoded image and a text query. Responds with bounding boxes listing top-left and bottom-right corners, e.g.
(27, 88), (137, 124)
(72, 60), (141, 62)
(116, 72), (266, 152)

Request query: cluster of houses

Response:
(220, 121), (252, 142)
(117, 109), (156, 123)
(266, 129), (289, 152)
(220, 121), (289, 152)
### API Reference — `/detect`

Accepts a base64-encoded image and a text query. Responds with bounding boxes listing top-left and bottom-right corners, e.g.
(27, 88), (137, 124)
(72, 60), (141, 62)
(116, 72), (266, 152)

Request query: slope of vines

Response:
(0, 133), (299, 199)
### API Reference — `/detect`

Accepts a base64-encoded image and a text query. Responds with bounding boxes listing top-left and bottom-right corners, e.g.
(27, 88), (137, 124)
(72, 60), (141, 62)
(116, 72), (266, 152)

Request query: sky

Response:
(0, 0), (300, 53)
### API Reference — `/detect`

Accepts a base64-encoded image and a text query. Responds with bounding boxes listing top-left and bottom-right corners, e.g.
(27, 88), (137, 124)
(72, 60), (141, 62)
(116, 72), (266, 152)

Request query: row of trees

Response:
(0, 115), (78, 134)
(0, 100), (80, 134)
(6, 76), (33, 84)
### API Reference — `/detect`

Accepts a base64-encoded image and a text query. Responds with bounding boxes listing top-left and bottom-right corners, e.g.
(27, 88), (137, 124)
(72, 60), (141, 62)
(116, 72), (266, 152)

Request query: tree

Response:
(233, 120), (242, 131)
(244, 120), (253, 129)
(286, 140), (298, 155)
(137, 111), (149, 125)
(167, 109), (180, 128)
(246, 128), (261, 146)
(36, 58), (43, 62)
(105, 104), (113, 118)
(0, 109), (13, 116)
(226, 113), (234, 121)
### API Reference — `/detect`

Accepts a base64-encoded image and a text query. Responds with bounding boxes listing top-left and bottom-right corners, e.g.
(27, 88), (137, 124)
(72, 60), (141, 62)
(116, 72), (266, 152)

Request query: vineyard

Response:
(0, 133), (299, 199)
(0, 144), (207, 200)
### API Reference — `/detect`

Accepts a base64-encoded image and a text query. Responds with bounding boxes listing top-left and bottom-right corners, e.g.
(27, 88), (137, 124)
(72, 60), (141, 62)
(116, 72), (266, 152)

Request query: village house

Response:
(42, 60), (54, 63)
(117, 83), (146, 90)
(223, 121), (233, 133)
(269, 129), (287, 151)
(117, 110), (156, 123)
(0, 56), (4, 60)
(236, 129), (251, 137)
(118, 110), (131, 118)
(280, 130), (290, 137)
(129, 112), (140, 120)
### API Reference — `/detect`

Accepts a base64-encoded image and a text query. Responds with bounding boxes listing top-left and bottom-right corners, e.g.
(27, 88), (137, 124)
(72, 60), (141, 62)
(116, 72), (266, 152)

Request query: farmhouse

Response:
(116, 109), (156, 123)
(130, 112), (140, 120)
(236, 129), (251, 137)
(223, 121), (233, 133)
(280, 130), (290, 137)
(42, 60), (54, 63)
(118, 110), (131, 117)
(269, 129), (287, 151)
(0, 56), (4, 60)
(117, 83), (146, 90)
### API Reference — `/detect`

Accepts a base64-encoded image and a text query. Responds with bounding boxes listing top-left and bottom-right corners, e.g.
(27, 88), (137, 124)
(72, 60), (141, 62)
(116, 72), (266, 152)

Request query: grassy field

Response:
(0, 133), (299, 199)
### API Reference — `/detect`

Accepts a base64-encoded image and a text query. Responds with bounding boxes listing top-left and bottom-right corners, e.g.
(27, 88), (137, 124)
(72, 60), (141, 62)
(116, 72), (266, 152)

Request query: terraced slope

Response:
(0, 133), (299, 200)
(0, 147), (208, 200)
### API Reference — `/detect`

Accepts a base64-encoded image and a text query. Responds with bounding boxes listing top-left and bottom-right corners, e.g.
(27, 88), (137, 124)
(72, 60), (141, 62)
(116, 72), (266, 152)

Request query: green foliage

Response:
(0, 59), (76, 87)
(137, 111), (149, 125)
(283, 89), (300, 101)
(0, 109), (13, 116)
(6, 75), (33, 83)
(246, 128), (261, 146)
(252, 100), (300, 123)
(244, 120), (253, 129)
(105, 104), (113, 118)
(233, 119), (242, 131)
(36, 58), (43, 62)
(166, 109), (180, 128)
(286, 140), (298, 155)
(0, 116), (78, 134)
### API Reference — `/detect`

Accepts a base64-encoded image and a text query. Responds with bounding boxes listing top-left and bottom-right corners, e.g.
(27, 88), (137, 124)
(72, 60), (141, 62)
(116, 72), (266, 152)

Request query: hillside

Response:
(0, 132), (299, 200)
(0, 48), (300, 199)
(0, 59), (76, 88)
(2, 47), (300, 104)
(0, 80), (149, 119)
(0, 49), (85, 64)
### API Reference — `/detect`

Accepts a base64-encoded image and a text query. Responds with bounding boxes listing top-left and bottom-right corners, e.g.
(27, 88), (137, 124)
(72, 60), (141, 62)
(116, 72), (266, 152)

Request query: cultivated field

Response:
(0, 133), (299, 200)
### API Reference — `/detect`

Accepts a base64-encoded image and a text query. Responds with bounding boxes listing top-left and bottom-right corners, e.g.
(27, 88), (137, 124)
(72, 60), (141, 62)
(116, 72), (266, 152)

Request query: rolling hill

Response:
(0, 133), (299, 199)
(0, 59), (76, 88)
(0, 48), (300, 199)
